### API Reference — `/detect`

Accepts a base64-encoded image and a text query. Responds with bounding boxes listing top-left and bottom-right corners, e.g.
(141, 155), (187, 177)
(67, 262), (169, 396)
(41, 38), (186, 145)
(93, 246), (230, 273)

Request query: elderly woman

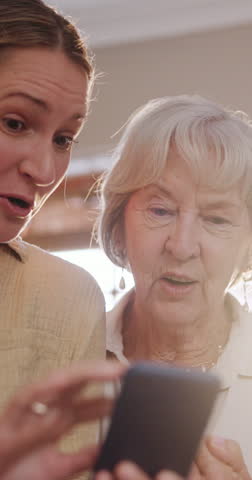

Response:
(98, 95), (252, 478)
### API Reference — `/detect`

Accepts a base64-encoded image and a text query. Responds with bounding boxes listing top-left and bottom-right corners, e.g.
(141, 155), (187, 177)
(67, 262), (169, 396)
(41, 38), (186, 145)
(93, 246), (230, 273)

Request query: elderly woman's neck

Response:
(122, 298), (231, 369)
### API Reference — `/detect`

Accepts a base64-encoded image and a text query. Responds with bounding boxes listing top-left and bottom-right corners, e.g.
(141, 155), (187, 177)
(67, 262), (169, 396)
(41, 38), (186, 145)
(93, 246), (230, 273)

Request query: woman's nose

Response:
(165, 215), (200, 261)
(19, 145), (56, 187)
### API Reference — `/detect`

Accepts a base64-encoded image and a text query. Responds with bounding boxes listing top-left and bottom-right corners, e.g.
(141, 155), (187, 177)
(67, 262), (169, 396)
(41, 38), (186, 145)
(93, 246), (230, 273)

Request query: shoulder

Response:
(227, 293), (252, 374)
(23, 241), (102, 295)
(228, 293), (252, 328)
(25, 243), (106, 354)
(2, 240), (105, 363)
(9, 240), (105, 322)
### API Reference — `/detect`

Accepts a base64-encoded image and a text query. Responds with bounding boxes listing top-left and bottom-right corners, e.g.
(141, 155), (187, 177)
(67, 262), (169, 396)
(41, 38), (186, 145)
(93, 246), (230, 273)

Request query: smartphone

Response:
(94, 362), (220, 477)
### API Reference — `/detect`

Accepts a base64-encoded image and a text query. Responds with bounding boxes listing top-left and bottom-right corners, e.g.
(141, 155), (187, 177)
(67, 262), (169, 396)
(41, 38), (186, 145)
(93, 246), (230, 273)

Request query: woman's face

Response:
(0, 47), (88, 242)
(124, 149), (252, 326)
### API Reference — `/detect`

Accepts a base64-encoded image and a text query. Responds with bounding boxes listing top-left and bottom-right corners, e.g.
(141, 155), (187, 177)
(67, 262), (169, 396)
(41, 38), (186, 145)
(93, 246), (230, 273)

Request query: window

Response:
(54, 248), (134, 311)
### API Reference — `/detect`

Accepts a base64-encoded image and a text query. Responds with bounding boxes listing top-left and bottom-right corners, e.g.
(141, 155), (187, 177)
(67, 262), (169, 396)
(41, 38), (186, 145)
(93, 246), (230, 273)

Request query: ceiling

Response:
(45, 0), (252, 177)
(47, 0), (252, 48)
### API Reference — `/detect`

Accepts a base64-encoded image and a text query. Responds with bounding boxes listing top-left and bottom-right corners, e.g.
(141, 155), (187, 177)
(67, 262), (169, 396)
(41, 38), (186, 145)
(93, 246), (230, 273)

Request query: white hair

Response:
(98, 95), (252, 267)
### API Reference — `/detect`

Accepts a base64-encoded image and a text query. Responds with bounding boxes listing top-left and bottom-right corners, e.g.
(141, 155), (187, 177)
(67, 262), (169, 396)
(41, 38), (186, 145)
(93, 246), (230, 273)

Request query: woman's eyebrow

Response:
(201, 200), (240, 211)
(3, 91), (49, 110)
(150, 183), (241, 212)
(149, 183), (174, 200)
(2, 91), (86, 121)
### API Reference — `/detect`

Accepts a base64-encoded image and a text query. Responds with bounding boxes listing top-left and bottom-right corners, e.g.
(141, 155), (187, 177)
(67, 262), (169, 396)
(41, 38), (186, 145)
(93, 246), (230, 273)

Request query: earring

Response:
(119, 268), (126, 290)
(243, 273), (250, 312)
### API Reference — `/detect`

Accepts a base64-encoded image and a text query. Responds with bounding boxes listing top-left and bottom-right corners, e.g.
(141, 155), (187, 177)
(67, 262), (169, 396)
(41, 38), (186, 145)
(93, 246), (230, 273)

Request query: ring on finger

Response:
(31, 401), (49, 416)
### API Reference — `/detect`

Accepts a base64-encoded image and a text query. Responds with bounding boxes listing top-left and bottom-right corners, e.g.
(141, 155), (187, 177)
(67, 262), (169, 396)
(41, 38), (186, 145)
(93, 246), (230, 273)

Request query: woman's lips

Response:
(159, 276), (198, 298)
(0, 196), (33, 218)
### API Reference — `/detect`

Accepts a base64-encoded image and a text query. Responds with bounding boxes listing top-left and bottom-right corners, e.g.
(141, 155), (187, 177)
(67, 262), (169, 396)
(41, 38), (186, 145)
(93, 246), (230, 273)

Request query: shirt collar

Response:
(106, 290), (252, 386)
(106, 289), (133, 365)
(0, 237), (29, 263)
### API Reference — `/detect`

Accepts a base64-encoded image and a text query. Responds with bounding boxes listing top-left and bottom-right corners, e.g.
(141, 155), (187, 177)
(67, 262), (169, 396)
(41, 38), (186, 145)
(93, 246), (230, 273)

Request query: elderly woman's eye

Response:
(206, 216), (229, 225)
(149, 207), (173, 216)
(3, 117), (25, 132)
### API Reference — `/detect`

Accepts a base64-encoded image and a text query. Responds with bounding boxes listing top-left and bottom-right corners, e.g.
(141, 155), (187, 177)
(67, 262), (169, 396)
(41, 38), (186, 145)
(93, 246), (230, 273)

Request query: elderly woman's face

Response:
(124, 150), (251, 325)
(0, 47), (88, 242)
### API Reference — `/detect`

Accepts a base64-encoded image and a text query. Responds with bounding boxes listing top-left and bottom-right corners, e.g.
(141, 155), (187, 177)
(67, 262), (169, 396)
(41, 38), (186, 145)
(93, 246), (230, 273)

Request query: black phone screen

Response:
(94, 362), (220, 477)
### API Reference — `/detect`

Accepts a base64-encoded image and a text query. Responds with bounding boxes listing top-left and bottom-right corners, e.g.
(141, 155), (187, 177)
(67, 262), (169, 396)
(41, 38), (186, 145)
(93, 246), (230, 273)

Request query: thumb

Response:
(206, 435), (249, 475)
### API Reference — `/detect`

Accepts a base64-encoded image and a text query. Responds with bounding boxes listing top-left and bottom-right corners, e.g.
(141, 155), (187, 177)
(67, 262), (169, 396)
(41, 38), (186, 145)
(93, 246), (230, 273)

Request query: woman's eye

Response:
(3, 117), (25, 132)
(54, 135), (74, 151)
(205, 216), (229, 225)
(149, 207), (174, 217)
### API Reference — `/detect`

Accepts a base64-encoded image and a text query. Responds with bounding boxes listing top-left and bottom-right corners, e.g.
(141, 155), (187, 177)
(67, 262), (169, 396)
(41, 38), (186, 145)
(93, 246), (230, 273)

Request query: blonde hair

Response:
(0, 0), (94, 93)
(98, 95), (252, 267)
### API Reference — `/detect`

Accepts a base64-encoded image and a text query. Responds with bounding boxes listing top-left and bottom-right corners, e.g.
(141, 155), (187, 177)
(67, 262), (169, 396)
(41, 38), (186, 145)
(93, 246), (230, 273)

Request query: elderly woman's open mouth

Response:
(160, 273), (198, 296)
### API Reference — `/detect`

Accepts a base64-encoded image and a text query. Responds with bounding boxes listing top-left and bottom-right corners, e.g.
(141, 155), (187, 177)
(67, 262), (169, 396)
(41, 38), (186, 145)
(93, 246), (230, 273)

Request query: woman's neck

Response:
(122, 295), (231, 369)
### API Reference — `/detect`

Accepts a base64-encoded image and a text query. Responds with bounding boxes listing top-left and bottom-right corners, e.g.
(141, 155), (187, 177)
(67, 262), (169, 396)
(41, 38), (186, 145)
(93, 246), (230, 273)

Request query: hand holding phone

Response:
(94, 362), (220, 477)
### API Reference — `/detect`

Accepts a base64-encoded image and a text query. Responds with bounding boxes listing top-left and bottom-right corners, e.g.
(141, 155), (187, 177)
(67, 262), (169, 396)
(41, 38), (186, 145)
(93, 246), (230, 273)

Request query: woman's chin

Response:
(0, 217), (28, 243)
(0, 228), (23, 243)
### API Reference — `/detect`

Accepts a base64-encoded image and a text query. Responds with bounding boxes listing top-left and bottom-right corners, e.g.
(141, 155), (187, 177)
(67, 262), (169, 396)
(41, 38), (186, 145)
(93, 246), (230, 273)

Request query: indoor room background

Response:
(23, 0), (252, 309)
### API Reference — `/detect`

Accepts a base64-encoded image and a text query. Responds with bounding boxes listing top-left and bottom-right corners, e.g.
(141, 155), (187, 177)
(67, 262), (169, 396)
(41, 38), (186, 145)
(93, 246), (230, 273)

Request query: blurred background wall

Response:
(23, 0), (252, 307)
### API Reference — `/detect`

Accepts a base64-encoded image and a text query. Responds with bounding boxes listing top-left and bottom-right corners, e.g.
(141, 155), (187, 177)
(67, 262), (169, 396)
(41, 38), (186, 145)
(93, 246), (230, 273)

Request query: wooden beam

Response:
(23, 173), (102, 251)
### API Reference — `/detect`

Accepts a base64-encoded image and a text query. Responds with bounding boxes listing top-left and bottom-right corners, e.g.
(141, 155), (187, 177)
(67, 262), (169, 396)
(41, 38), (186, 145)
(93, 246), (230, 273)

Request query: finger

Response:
(0, 362), (124, 474)
(114, 461), (152, 480)
(74, 396), (114, 423)
(2, 444), (99, 480)
(30, 396), (114, 441)
(35, 395), (113, 438)
(188, 462), (202, 480)
(0, 396), (113, 473)
(95, 471), (114, 480)
(47, 361), (125, 407)
(0, 409), (66, 473)
(0, 396), (113, 464)
(206, 436), (250, 479)
(46, 445), (99, 480)
(195, 439), (231, 478)
(194, 439), (211, 473)
(113, 462), (184, 480)
(157, 471), (185, 480)
(5, 361), (125, 424)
